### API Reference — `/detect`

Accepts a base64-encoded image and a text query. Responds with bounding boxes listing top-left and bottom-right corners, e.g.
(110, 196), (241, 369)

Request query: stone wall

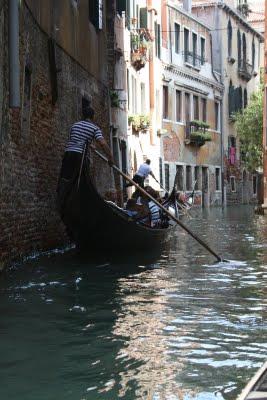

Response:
(0, 2), (114, 269)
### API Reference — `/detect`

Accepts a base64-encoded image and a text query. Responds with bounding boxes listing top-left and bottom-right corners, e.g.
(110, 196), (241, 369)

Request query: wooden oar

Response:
(93, 149), (223, 262)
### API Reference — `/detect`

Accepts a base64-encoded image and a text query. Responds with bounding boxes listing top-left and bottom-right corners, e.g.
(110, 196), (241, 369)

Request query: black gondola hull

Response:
(59, 175), (173, 253)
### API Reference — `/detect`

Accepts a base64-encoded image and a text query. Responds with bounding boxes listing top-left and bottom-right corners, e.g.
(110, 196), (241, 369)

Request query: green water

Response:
(0, 206), (266, 400)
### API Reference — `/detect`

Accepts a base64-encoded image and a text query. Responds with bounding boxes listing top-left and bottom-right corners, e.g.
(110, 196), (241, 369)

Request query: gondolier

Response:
(126, 159), (156, 188)
(59, 105), (114, 181)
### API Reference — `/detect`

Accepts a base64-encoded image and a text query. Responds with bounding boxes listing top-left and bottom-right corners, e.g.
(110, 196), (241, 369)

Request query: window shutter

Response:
(139, 7), (147, 28)
(89, 0), (100, 30)
(117, 0), (126, 15)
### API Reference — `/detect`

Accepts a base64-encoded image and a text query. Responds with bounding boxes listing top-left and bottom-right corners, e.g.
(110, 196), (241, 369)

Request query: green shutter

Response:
(139, 7), (147, 28)
(117, 0), (126, 15)
(89, 0), (99, 30)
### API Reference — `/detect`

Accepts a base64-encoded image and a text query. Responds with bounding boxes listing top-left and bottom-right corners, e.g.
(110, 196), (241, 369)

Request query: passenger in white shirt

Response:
(126, 159), (156, 189)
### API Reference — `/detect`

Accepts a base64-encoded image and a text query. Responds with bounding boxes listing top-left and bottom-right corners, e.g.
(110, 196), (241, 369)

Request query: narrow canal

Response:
(0, 206), (266, 400)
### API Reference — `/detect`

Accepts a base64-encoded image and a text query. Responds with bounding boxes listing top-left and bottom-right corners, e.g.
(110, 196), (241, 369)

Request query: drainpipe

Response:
(9, 0), (20, 108)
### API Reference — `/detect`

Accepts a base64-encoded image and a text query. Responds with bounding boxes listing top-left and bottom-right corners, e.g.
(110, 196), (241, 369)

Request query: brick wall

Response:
(0, 2), (114, 269)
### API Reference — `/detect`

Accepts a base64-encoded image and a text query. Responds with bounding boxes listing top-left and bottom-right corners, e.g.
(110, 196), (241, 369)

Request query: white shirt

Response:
(136, 163), (151, 178)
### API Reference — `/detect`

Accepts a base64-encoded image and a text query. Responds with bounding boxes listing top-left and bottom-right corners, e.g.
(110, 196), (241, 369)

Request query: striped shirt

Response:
(65, 120), (104, 154)
(148, 201), (161, 227)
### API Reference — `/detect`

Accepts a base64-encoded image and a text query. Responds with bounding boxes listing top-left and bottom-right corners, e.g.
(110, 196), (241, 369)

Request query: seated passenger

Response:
(124, 198), (148, 220)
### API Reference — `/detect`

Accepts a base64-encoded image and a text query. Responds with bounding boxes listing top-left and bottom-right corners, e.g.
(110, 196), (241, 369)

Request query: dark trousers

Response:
(59, 151), (83, 180)
(126, 174), (145, 188)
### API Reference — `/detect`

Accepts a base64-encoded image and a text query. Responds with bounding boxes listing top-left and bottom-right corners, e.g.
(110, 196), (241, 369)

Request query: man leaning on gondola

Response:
(59, 105), (114, 182)
(57, 105), (114, 213)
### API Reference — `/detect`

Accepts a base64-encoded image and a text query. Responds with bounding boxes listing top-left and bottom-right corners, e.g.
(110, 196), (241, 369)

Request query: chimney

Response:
(183, 0), (192, 13)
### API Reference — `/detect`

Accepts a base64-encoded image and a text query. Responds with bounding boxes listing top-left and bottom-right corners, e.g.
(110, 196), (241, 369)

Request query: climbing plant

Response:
(234, 87), (263, 171)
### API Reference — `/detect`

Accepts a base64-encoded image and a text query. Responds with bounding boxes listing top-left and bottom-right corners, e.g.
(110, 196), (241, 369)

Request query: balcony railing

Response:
(183, 51), (204, 68)
(238, 59), (253, 81)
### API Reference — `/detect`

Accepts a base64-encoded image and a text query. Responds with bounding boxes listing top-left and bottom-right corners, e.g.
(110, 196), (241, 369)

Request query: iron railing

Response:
(238, 59), (253, 81)
(183, 51), (204, 68)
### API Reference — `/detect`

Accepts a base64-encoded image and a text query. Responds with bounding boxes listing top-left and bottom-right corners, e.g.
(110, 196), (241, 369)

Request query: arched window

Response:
(242, 33), (247, 65)
(244, 88), (248, 108)
(252, 38), (255, 70)
(227, 20), (232, 57)
(237, 29), (241, 68)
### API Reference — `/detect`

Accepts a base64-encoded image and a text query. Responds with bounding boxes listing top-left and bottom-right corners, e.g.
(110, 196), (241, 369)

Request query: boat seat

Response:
(246, 392), (267, 399)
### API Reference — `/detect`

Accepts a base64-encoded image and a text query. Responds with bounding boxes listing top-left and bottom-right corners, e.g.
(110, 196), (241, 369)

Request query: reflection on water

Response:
(0, 206), (266, 400)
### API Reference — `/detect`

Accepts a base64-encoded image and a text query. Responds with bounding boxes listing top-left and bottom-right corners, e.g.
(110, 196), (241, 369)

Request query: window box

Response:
(185, 120), (211, 146)
(128, 114), (150, 132)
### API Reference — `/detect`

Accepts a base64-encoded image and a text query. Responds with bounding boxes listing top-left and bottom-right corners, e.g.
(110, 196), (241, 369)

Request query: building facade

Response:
(0, 0), (116, 268)
(159, 0), (224, 207)
(192, 0), (263, 204)
(115, 0), (165, 195)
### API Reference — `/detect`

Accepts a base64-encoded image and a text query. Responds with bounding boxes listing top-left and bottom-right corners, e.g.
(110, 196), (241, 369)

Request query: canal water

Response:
(0, 206), (266, 400)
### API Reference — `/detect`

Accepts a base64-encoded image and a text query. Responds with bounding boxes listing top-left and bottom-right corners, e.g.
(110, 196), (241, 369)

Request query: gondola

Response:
(57, 163), (177, 253)
(237, 361), (267, 400)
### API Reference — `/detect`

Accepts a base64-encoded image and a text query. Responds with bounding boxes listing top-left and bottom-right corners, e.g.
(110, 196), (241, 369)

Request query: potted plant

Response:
(139, 114), (150, 130)
(110, 90), (120, 108)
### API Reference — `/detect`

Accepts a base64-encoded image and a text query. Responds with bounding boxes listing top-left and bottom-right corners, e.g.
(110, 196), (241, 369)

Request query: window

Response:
(192, 32), (197, 66)
(185, 93), (191, 137)
(175, 23), (180, 54)
(194, 166), (200, 190)
(253, 175), (257, 195)
(155, 22), (161, 58)
(163, 86), (168, 119)
(237, 29), (241, 68)
(159, 157), (163, 186)
(215, 168), (221, 190)
(82, 96), (90, 115)
(184, 28), (189, 61)
(252, 38), (255, 70)
(127, 69), (129, 110)
(164, 164), (170, 191)
(193, 95), (199, 120)
(242, 33), (247, 63)
(230, 176), (236, 192)
(140, 7), (148, 28)
(89, 0), (103, 30)
(141, 82), (146, 112)
(200, 37), (205, 65)
(175, 165), (184, 191)
(227, 19), (232, 57)
(131, 75), (137, 113)
(117, 0), (127, 16)
(186, 166), (192, 190)
(215, 102), (219, 131)
(176, 90), (181, 122)
(201, 98), (207, 122)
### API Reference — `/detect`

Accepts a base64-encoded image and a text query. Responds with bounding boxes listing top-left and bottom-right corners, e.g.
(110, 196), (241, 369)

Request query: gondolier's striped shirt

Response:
(65, 120), (104, 154)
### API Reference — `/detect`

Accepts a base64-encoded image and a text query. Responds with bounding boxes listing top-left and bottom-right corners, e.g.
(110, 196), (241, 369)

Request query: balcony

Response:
(238, 59), (253, 81)
(183, 51), (204, 69)
(185, 120), (211, 146)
